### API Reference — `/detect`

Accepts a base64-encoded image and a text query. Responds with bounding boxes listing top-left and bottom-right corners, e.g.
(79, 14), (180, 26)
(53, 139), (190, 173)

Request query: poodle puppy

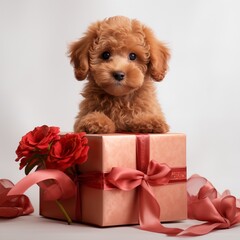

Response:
(69, 16), (170, 133)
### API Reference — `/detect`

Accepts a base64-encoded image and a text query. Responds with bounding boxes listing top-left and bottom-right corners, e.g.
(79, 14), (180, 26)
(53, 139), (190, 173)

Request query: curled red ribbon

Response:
(0, 179), (33, 218)
(8, 169), (76, 201)
(0, 170), (76, 218)
(183, 175), (240, 236)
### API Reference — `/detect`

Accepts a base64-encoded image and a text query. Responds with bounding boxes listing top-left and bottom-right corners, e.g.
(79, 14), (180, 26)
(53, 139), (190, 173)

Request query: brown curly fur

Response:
(69, 16), (170, 133)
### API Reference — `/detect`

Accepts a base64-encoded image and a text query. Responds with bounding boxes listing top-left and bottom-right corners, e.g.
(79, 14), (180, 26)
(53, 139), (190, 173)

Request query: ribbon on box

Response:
(104, 134), (185, 235)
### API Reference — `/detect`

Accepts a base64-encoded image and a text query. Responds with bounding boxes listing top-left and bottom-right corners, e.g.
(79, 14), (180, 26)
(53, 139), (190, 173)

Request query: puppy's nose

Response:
(113, 71), (125, 81)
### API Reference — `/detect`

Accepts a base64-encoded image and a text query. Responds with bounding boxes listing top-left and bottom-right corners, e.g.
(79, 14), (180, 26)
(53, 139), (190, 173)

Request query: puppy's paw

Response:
(74, 112), (116, 133)
(127, 115), (169, 133)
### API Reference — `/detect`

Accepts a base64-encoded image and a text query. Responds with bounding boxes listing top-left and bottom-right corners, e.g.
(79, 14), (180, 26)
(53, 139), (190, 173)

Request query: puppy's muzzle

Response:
(112, 71), (125, 81)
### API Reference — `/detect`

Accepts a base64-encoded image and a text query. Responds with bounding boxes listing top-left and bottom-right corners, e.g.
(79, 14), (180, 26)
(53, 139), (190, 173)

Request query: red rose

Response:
(46, 133), (89, 171)
(16, 125), (60, 170)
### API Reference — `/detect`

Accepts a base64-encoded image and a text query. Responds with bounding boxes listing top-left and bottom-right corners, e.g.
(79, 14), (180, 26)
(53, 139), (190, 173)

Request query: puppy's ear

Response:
(144, 27), (170, 81)
(68, 23), (99, 80)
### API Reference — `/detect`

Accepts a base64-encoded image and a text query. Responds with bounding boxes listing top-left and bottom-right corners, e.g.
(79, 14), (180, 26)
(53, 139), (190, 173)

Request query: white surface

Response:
(1, 0), (240, 239)
(0, 212), (240, 240)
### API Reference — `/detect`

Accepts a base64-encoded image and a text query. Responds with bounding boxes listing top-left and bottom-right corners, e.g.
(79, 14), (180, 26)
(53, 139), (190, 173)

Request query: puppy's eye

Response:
(101, 51), (111, 60)
(129, 53), (137, 61)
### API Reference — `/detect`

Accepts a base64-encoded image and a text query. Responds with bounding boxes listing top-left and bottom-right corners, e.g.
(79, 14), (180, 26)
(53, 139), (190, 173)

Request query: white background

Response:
(1, 0), (240, 239)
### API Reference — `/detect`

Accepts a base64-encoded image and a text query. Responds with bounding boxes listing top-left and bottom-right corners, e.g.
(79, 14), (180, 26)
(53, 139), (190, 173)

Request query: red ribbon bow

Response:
(106, 160), (183, 235)
(107, 160), (172, 190)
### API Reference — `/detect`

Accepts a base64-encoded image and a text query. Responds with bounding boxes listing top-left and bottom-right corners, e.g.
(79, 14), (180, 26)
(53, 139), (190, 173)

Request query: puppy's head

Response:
(69, 16), (170, 96)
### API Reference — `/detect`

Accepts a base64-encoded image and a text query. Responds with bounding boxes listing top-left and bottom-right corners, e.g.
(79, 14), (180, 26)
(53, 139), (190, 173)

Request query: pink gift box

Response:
(40, 133), (187, 226)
